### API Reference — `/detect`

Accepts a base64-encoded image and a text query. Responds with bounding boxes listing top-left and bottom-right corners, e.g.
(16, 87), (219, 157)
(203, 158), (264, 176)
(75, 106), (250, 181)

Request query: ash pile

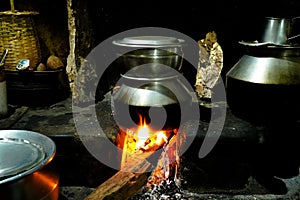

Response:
(131, 178), (191, 200)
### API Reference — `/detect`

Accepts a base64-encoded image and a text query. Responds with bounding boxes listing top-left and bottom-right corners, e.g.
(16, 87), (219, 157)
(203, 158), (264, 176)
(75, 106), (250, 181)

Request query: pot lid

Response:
(0, 137), (45, 178)
(113, 36), (185, 47)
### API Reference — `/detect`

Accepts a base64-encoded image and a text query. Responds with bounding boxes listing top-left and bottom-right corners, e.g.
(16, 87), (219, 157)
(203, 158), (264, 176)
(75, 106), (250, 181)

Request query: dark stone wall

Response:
(85, 1), (300, 72)
(1, 0), (300, 97)
(81, 1), (300, 94)
(1, 0), (299, 72)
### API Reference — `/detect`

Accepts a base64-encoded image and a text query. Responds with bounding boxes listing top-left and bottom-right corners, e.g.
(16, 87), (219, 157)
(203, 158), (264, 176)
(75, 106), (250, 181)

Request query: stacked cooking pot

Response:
(226, 17), (300, 124)
(111, 36), (196, 130)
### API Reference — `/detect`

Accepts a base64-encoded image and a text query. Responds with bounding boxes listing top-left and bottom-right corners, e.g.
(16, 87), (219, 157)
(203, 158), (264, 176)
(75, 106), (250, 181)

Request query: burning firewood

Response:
(84, 152), (155, 200)
(85, 116), (184, 199)
(131, 134), (187, 200)
(84, 137), (183, 200)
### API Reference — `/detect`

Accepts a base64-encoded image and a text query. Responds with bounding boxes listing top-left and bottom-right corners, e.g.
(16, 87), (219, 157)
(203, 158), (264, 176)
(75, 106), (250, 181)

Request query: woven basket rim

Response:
(0, 10), (39, 15)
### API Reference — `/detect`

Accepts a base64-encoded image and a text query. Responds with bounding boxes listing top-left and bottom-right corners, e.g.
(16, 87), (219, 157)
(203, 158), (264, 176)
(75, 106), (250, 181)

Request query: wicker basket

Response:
(0, 10), (41, 70)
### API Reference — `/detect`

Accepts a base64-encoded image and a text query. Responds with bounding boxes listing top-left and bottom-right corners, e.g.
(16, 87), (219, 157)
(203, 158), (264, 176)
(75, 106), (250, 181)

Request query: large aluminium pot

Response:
(111, 36), (196, 129)
(112, 36), (185, 73)
(0, 130), (58, 200)
(226, 44), (300, 124)
(111, 35), (188, 106)
(111, 64), (195, 130)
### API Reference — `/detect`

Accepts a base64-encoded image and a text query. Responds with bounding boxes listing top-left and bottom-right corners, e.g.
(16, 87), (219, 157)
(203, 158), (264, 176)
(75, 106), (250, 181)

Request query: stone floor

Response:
(1, 95), (300, 200)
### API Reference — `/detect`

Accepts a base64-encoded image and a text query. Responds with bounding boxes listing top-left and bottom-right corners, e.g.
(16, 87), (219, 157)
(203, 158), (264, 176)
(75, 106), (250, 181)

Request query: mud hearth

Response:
(1, 96), (299, 200)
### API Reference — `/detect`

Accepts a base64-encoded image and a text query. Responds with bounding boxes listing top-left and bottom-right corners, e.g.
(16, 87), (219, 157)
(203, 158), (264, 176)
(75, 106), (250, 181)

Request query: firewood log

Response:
(84, 152), (155, 200)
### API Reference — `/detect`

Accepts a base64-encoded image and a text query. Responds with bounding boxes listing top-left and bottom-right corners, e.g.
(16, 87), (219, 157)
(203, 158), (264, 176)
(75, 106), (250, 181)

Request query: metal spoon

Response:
(0, 49), (8, 65)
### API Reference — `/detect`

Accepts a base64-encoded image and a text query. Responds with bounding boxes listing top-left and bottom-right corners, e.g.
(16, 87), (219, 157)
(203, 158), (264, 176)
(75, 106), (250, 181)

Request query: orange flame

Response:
(117, 114), (173, 169)
(116, 114), (184, 185)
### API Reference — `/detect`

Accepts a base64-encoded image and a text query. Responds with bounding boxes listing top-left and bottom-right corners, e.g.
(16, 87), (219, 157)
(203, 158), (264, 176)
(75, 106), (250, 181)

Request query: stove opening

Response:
(115, 107), (186, 187)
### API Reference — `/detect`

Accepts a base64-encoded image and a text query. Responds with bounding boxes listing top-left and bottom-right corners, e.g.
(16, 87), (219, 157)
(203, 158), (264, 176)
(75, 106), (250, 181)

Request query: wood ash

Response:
(131, 178), (191, 200)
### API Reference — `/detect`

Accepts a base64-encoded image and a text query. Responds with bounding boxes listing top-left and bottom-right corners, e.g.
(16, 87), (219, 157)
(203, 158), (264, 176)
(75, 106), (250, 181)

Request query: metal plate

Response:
(0, 137), (45, 178)
(0, 130), (56, 184)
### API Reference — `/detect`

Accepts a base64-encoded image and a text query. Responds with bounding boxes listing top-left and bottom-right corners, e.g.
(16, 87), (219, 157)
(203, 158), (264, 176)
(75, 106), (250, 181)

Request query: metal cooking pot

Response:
(0, 130), (58, 200)
(240, 16), (300, 46)
(227, 47), (300, 85)
(111, 36), (188, 106)
(112, 36), (185, 73)
(4, 69), (70, 107)
(226, 43), (300, 123)
(111, 64), (195, 129)
(112, 64), (193, 107)
(111, 36), (195, 130)
(261, 16), (300, 45)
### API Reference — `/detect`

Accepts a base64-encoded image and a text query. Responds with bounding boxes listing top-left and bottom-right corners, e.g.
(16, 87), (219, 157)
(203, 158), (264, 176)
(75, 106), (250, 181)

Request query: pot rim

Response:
(0, 130), (56, 184)
(113, 36), (185, 48)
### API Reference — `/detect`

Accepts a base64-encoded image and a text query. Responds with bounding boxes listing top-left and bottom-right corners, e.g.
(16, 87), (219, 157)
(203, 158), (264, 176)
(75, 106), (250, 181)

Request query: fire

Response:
(116, 114), (182, 185)
(117, 115), (172, 155)
(135, 114), (169, 151)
